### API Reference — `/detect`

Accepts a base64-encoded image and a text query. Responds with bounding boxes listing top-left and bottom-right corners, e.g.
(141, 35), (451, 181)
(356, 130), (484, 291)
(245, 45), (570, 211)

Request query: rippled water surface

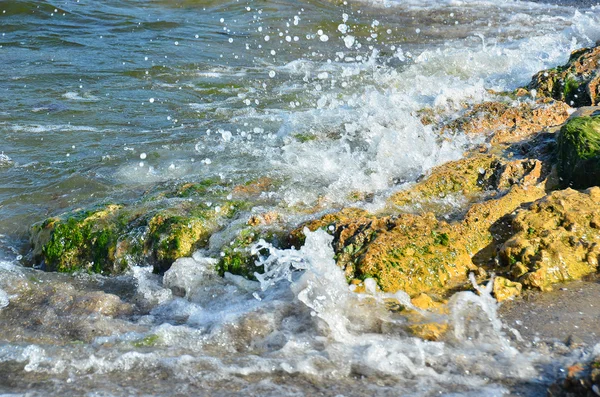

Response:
(1, 0), (600, 395)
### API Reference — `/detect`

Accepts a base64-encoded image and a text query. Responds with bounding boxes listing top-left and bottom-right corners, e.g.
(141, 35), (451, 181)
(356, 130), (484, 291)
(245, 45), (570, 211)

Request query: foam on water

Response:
(0, 228), (590, 395)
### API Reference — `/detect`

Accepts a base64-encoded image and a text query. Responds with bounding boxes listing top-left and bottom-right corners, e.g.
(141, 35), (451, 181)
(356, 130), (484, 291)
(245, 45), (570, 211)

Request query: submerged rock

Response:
(528, 46), (600, 107)
(557, 115), (600, 189)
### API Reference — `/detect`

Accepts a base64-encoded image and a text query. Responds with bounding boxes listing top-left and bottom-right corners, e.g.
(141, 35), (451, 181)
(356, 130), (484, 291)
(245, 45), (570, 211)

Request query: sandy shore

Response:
(500, 275), (600, 347)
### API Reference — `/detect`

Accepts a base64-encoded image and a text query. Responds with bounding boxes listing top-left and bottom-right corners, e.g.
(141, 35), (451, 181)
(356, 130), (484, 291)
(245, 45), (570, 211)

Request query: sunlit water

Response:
(1, 0), (600, 395)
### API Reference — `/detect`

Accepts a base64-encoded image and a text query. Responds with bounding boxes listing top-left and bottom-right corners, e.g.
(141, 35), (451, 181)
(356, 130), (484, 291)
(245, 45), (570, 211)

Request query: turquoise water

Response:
(1, 0), (600, 395)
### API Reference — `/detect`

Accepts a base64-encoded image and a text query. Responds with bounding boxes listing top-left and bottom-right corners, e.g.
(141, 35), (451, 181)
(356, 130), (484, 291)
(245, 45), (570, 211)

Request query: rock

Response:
(300, 182), (546, 298)
(492, 276), (522, 302)
(388, 154), (501, 210)
(443, 100), (570, 143)
(387, 153), (546, 216)
(29, 204), (127, 274)
(547, 355), (600, 397)
(528, 46), (600, 107)
(30, 188), (245, 274)
(498, 187), (600, 291)
(147, 206), (233, 273)
(0, 278), (137, 344)
(556, 115), (600, 189)
(217, 226), (283, 279)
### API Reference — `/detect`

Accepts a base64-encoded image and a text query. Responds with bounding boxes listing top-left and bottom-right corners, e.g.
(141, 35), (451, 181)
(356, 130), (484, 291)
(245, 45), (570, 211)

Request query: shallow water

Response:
(1, 0), (600, 395)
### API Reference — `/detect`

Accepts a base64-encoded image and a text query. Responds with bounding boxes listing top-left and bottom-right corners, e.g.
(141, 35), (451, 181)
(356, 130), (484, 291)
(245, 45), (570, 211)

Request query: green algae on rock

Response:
(297, 183), (546, 298)
(147, 202), (240, 273)
(557, 115), (600, 189)
(30, 197), (246, 275)
(30, 204), (127, 274)
(528, 46), (600, 107)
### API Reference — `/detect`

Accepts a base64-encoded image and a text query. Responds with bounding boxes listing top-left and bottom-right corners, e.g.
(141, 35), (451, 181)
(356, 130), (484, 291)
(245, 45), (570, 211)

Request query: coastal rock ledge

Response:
(26, 46), (600, 310)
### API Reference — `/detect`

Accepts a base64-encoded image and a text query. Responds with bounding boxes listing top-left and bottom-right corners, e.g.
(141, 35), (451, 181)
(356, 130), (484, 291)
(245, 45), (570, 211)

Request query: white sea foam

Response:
(0, 289), (9, 309)
(62, 91), (100, 101)
(0, 153), (12, 167)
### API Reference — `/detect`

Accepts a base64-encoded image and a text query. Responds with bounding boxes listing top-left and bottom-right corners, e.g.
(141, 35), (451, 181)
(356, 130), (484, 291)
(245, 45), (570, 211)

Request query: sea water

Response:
(1, 0), (600, 395)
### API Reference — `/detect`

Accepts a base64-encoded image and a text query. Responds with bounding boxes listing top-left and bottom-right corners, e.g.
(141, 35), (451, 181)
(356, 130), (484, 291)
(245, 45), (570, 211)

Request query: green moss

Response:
(557, 115), (600, 189)
(174, 179), (221, 198)
(563, 75), (580, 101)
(432, 231), (450, 246)
(42, 216), (92, 272)
(293, 133), (318, 143)
(215, 228), (280, 279)
(132, 334), (160, 348)
(36, 205), (131, 274)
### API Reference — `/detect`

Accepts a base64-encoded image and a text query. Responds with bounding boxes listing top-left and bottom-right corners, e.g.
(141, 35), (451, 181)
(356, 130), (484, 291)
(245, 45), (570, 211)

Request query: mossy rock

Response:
(30, 204), (127, 274)
(388, 154), (500, 207)
(557, 115), (600, 189)
(528, 46), (600, 107)
(217, 228), (267, 279)
(30, 191), (247, 274)
(386, 153), (546, 217)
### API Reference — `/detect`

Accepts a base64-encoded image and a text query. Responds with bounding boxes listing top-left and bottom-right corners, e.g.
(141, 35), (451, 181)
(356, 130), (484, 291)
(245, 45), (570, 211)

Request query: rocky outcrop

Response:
(498, 187), (600, 291)
(528, 46), (600, 107)
(387, 152), (547, 216)
(298, 181), (547, 298)
(24, 46), (600, 314)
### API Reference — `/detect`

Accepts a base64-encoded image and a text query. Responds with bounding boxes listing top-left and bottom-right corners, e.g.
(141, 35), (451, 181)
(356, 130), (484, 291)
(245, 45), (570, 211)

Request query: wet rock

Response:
(547, 355), (600, 397)
(387, 154), (501, 210)
(443, 100), (570, 143)
(0, 278), (137, 344)
(528, 45), (600, 107)
(492, 276), (522, 302)
(300, 183), (546, 297)
(232, 177), (276, 198)
(499, 187), (600, 291)
(30, 189), (245, 274)
(387, 153), (546, 216)
(556, 115), (600, 189)
(29, 204), (127, 274)
(217, 226), (283, 279)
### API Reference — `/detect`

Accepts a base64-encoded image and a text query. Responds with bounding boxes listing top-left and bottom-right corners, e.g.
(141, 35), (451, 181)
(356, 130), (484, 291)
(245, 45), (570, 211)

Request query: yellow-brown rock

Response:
(388, 154), (500, 210)
(387, 152), (546, 215)
(299, 182), (546, 298)
(499, 187), (600, 291)
(442, 100), (570, 143)
(492, 276), (522, 302)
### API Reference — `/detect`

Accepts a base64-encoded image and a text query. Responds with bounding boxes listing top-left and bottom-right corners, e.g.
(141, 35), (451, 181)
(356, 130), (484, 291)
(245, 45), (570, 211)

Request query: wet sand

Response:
(499, 275), (600, 346)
